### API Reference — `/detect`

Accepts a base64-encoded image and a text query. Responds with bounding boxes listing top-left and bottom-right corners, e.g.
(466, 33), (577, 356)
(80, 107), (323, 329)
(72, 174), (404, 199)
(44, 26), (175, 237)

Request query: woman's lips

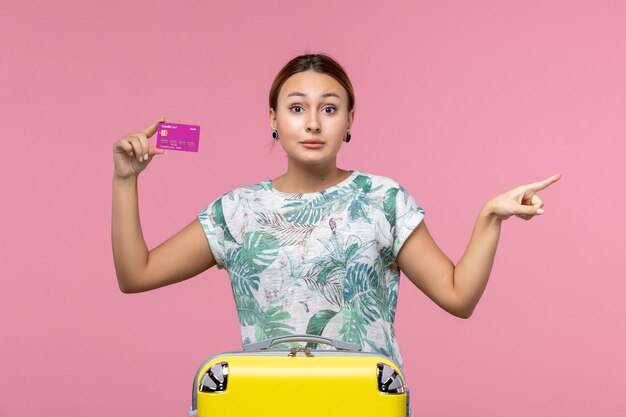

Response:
(301, 142), (324, 149)
(301, 139), (324, 149)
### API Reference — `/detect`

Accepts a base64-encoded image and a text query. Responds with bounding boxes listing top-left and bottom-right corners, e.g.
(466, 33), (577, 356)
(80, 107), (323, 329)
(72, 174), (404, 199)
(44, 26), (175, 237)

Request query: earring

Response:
(344, 133), (352, 143)
(272, 130), (279, 140)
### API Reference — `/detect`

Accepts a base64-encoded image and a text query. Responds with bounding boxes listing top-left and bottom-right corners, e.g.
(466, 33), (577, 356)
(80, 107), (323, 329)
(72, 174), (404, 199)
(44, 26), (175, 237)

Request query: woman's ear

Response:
(269, 108), (277, 131)
(347, 109), (355, 131)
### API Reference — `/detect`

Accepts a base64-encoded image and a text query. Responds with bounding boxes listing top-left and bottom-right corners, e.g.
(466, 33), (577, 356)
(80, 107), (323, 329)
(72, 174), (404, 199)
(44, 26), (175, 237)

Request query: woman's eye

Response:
(323, 107), (336, 114)
(290, 105), (303, 113)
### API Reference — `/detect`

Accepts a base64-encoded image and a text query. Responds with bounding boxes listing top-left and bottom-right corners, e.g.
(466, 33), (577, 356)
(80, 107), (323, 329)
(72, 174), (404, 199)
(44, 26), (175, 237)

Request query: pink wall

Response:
(2, 0), (625, 415)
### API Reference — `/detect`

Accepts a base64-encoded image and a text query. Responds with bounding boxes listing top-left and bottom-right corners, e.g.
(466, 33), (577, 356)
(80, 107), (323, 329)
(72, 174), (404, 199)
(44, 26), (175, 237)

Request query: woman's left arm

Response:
(396, 174), (561, 318)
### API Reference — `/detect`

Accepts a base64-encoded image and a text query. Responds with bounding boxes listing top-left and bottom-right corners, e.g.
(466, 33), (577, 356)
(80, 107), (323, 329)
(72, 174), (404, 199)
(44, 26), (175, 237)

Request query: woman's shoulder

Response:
(200, 179), (272, 211)
(353, 170), (406, 191)
(219, 179), (273, 199)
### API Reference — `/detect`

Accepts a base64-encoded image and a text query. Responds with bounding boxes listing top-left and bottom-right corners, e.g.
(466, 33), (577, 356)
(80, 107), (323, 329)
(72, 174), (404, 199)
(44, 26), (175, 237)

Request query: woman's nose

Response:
(306, 113), (321, 132)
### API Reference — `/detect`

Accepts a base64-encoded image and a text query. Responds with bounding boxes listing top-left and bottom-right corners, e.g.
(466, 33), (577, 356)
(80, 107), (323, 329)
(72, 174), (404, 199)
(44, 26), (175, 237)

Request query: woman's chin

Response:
(287, 153), (336, 166)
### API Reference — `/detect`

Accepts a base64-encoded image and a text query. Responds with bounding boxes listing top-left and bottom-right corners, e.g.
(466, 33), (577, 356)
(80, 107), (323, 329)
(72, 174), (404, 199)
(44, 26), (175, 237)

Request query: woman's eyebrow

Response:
(286, 91), (342, 99)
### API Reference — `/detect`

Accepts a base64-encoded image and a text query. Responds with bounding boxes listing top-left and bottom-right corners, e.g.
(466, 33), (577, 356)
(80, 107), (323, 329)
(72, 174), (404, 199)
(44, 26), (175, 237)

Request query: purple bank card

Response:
(156, 122), (200, 152)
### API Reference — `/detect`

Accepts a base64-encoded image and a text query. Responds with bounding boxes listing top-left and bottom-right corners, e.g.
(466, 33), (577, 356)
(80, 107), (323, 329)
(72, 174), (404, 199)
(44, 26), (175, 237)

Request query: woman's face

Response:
(270, 70), (354, 166)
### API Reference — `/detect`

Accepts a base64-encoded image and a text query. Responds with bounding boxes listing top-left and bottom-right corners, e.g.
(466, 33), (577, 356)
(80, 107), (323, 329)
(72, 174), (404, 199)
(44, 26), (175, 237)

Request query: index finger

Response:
(143, 115), (166, 138)
(528, 173), (562, 192)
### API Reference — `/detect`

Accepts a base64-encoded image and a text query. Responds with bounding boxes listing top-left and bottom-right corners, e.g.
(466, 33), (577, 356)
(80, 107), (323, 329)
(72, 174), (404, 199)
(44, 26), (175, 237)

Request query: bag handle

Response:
(243, 334), (361, 352)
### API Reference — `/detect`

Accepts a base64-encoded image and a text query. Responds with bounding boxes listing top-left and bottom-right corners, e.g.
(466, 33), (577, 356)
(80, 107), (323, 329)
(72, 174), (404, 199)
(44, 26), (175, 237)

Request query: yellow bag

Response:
(188, 335), (409, 417)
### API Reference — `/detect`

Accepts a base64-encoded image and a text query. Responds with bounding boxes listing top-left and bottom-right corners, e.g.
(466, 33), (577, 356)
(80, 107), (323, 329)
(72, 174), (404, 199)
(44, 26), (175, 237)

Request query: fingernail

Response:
(143, 153), (148, 160)
(138, 155), (143, 162)
(536, 208), (544, 214)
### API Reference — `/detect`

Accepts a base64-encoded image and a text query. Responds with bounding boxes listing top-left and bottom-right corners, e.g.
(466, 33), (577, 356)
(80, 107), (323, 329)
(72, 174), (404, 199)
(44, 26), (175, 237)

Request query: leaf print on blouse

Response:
(304, 309), (339, 349)
(227, 231), (279, 325)
(237, 294), (295, 345)
(235, 294), (262, 327)
(255, 211), (316, 246)
(254, 304), (296, 341)
(364, 326), (401, 367)
(352, 175), (373, 193)
(227, 249), (260, 299)
(281, 175), (383, 225)
(368, 245), (400, 324)
(382, 273), (400, 323)
(373, 245), (394, 273)
(339, 261), (390, 348)
(306, 309), (339, 336)
(383, 187), (400, 227)
(226, 183), (269, 202)
(340, 308), (367, 347)
(302, 233), (376, 308)
(239, 232), (280, 274)
(226, 231), (294, 340)
(343, 262), (383, 324)
(389, 185), (426, 229)
(210, 198), (236, 243)
(347, 175), (383, 223)
(283, 189), (352, 224)
(299, 269), (344, 307)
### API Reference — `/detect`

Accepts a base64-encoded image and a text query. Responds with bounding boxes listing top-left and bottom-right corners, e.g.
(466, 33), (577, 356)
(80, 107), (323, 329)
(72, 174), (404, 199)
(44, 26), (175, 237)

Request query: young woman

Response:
(112, 53), (559, 413)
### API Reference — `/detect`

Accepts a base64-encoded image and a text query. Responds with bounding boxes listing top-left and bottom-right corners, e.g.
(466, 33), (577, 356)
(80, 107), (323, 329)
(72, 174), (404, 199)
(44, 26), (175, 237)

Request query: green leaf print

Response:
(347, 193), (372, 223)
(236, 295), (295, 342)
(375, 274), (399, 323)
(365, 338), (392, 359)
(377, 246), (394, 269)
(315, 233), (375, 269)
(364, 327), (400, 366)
(300, 269), (344, 307)
(304, 309), (340, 349)
(255, 211), (316, 246)
(236, 294), (262, 327)
(383, 187), (399, 227)
(306, 309), (339, 335)
(344, 263), (382, 324)
(344, 176), (383, 223)
(211, 198), (236, 243)
(398, 185), (411, 204)
(368, 253), (399, 324)
(345, 242), (359, 260)
(352, 175), (372, 193)
(303, 233), (376, 308)
(240, 232), (279, 275)
(283, 190), (352, 224)
(227, 248), (260, 298)
(340, 308), (366, 347)
(240, 183), (270, 193)
(254, 305), (296, 342)
(227, 233), (277, 302)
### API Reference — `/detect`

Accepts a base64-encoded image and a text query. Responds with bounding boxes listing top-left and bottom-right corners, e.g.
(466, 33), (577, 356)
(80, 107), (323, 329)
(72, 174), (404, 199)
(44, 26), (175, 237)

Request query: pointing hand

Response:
(486, 174), (561, 221)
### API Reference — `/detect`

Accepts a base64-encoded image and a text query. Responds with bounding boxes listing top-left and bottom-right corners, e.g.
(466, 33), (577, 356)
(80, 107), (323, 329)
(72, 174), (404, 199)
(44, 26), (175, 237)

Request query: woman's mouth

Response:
(301, 138), (324, 149)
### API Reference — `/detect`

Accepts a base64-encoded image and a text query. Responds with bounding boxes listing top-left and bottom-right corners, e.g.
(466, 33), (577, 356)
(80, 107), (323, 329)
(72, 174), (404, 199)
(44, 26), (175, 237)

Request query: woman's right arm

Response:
(111, 117), (216, 293)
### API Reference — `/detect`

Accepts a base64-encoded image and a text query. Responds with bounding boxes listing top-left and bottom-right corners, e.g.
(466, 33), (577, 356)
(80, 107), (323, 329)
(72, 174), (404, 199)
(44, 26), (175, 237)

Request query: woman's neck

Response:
(271, 160), (352, 194)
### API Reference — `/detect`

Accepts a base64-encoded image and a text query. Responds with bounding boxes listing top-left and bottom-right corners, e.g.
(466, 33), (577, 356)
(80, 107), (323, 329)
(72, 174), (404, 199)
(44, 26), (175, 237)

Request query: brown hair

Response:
(269, 53), (355, 112)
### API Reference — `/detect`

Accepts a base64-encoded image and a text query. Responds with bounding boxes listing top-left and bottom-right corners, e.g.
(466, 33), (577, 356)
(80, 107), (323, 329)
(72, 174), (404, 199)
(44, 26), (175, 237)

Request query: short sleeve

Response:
(197, 196), (228, 270)
(390, 185), (425, 262)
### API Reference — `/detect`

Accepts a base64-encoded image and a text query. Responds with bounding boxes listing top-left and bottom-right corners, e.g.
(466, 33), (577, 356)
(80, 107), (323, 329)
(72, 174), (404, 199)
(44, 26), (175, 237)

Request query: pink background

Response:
(2, 0), (625, 415)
